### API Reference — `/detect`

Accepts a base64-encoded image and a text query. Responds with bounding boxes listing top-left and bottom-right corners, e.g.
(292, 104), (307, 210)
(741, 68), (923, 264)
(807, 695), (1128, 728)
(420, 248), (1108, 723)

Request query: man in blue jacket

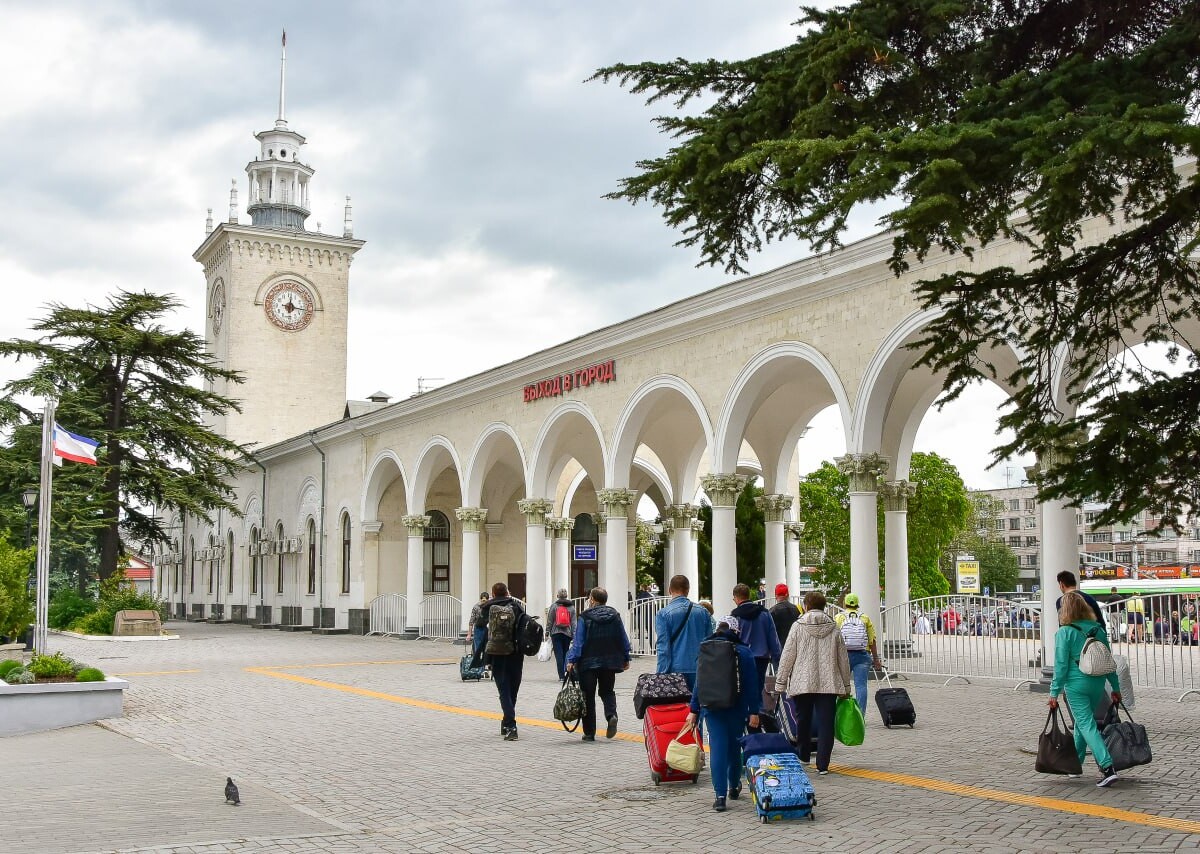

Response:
(654, 574), (712, 689)
(730, 582), (782, 707)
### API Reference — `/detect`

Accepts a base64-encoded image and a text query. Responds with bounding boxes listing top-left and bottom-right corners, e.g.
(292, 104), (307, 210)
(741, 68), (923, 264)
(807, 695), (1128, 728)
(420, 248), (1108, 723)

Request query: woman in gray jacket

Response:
(774, 590), (852, 775)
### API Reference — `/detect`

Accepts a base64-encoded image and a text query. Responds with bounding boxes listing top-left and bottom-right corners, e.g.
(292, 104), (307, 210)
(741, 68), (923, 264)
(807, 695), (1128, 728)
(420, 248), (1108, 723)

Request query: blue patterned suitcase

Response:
(745, 753), (816, 822)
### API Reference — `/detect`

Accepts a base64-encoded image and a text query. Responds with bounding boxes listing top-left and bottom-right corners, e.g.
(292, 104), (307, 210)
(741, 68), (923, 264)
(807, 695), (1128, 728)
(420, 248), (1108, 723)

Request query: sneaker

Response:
(1067, 774), (1081, 779)
(728, 785), (741, 800)
(504, 727), (518, 741)
(817, 770), (829, 776)
(606, 715), (618, 739)
(1097, 767), (1118, 788)
(581, 734), (595, 742)
(712, 796), (727, 812)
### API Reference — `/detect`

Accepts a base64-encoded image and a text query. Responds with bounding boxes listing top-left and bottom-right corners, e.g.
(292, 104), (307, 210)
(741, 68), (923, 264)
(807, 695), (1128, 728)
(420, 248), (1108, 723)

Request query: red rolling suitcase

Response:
(643, 702), (703, 785)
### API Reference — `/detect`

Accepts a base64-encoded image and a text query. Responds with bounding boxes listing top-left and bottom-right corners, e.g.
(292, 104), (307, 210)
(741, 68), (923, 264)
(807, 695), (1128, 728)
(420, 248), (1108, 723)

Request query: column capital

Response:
(361, 520), (382, 536)
(689, 525), (701, 542)
(665, 503), (700, 528)
(597, 513), (608, 535)
(879, 480), (917, 512)
(547, 516), (575, 539)
(401, 514), (430, 537)
(517, 498), (554, 526)
(660, 518), (676, 536)
(597, 488), (637, 517)
(835, 453), (889, 492)
(701, 473), (748, 507)
(455, 507), (489, 533)
(755, 493), (794, 522)
(784, 521), (806, 540)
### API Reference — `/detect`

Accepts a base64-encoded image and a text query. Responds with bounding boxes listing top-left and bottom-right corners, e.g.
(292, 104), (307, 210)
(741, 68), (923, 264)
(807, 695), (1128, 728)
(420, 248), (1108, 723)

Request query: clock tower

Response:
(194, 36), (364, 448)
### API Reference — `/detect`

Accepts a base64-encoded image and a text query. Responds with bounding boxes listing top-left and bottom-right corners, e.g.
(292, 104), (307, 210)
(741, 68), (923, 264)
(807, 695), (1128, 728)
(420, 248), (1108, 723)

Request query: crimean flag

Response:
(52, 424), (99, 465)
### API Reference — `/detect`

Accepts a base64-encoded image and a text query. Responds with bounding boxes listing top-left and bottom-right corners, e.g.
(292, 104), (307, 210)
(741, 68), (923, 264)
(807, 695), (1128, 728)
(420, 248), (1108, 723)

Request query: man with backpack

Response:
(546, 588), (576, 681)
(685, 615), (760, 812)
(479, 581), (528, 741)
(834, 593), (882, 714)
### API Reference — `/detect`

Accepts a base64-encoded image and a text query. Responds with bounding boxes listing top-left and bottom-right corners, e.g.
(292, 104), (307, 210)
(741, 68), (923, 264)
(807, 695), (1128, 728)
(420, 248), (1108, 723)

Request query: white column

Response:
(703, 474), (748, 610)
(756, 494), (793, 592)
(1028, 454), (1075, 677)
(518, 498), (553, 622)
(401, 514), (429, 638)
(666, 504), (700, 599)
(544, 528), (554, 610)
(785, 521), (804, 594)
(662, 519), (675, 580)
(598, 489), (635, 613)
(455, 507), (487, 633)
(880, 481), (916, 645)
(551, 517), (573, 597)
(837, 454), (889, 632)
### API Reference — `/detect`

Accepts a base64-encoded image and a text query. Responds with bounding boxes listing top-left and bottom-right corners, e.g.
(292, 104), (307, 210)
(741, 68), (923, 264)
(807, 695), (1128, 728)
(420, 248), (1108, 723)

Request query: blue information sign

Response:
(573, 544), (597, 561)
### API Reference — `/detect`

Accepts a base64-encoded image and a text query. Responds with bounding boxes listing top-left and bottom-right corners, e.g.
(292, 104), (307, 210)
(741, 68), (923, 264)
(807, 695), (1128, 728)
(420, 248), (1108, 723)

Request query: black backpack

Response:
(695, 638), (740, 709)
(516, 612), (544, 656)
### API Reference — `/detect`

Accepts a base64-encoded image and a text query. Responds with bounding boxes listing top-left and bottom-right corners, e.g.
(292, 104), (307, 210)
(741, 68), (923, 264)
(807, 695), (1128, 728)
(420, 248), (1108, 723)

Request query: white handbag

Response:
(536, 638), (553, 662)
(1076, 626), (1116, 676)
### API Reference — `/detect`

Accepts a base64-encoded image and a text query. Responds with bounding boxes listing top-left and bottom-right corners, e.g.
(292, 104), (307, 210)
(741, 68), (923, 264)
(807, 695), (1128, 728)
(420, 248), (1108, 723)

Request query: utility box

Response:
(113, 609), (161, 636)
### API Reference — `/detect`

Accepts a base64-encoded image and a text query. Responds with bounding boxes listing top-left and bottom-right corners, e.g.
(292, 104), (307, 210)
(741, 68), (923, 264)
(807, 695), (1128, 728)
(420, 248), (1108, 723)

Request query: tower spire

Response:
(276, 29), (287, 129)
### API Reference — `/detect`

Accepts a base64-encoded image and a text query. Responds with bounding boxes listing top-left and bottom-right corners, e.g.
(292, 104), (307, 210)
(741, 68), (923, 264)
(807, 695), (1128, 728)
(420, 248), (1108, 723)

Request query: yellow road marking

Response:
(246, 664), (1199, 835)
(112, 669), (201, 677)
(831, 764), (1200, 835)
(259, 658), (457, 670)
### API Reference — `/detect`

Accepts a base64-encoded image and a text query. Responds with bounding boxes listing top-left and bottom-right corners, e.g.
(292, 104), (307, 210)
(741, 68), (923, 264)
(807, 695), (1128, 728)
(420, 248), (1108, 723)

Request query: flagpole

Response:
(34, 399), (55, 655)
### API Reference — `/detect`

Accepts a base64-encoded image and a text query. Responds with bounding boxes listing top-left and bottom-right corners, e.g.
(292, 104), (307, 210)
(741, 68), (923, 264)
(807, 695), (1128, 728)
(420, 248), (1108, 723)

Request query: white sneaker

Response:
(1067, 774), (1081, 779)
(1097, 768), (1118, 788)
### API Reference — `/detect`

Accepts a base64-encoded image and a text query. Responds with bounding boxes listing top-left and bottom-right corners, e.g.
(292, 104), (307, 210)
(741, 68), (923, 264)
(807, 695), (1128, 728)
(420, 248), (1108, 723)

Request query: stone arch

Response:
(464, 422), (529, 507)
(362, 450), (408, 522)
(410, 436), (465, 512)
(242, 494), (263, 538)
(530, 401), (607, 500)
(607, 375), (714, 498)
(295, 477), (320, 533)
(714, 342), (852, 492)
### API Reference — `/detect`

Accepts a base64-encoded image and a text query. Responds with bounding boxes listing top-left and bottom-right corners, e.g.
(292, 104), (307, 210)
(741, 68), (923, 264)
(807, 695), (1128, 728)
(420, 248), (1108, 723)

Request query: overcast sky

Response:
(0, 0), (1044, 491)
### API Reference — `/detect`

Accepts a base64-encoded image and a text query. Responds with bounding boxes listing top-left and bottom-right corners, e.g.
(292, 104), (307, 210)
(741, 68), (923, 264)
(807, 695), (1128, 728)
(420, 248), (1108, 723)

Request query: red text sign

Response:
(523, 359), (616, 403)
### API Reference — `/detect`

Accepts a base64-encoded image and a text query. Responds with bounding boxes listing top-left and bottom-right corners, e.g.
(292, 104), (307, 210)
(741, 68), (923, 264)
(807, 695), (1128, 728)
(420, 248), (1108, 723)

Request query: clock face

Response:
(264, 282), (315, 332)
(211, 283), (226, 335)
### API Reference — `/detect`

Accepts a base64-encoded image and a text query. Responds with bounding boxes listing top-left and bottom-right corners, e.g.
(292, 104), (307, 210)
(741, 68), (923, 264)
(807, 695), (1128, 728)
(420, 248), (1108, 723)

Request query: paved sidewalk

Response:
(1, 622), (1197, 853)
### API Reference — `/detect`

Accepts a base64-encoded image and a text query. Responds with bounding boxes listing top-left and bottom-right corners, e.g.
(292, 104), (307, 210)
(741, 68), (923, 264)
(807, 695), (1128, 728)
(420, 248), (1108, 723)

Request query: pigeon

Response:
(224, 777), (241, 806)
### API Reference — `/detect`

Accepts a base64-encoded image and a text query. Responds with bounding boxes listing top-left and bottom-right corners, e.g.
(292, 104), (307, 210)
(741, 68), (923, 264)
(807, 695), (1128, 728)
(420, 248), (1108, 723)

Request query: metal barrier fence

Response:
(366, 593), (407, 637)
(419, 594), (463, 641)
(1100, 593), (1199, 701)
(627, 596), (673, 656)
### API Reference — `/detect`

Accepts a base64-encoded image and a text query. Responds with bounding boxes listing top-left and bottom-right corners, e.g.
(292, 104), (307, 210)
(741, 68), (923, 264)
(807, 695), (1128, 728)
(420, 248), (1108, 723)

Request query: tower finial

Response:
(228, 179), (239, 224)
(343, 196), (354, 238)
(205, 208), (213, 235)
(276, 29), (287, 129)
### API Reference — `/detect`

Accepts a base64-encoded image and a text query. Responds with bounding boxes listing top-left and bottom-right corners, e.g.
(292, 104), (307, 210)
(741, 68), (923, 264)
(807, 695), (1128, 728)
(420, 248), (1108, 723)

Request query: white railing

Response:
(366, 593), (407, 637)
(881, 595), (1044, 688)
(789, 595), (844, 618)
(1099, 594), (1199, 702)
(626, 596), (679, 657)
(419, 594), (463, 641)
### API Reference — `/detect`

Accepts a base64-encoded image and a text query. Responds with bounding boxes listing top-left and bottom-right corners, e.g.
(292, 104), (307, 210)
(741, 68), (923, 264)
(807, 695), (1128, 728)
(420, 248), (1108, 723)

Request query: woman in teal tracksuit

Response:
(1049, 591), (1123, 787)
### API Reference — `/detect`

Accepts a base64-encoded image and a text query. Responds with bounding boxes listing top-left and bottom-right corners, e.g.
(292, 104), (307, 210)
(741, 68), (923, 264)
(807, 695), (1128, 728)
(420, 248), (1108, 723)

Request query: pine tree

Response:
(0, 291), (245, 581)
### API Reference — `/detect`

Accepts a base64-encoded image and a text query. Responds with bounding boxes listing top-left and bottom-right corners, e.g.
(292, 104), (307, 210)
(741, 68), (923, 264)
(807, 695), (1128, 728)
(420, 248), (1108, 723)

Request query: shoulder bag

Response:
(1101, 701), (1152, 770)
(665, 722), (703, 774)
(1035, 705), (1082, 775)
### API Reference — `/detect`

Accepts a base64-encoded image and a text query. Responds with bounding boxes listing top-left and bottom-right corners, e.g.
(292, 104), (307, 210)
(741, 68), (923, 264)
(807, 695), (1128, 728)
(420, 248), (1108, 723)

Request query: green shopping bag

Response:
(834, 696), (866, 746)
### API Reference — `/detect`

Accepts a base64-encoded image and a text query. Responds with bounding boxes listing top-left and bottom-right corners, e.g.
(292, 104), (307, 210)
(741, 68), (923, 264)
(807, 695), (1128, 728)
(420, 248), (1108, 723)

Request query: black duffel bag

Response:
(1101, 702), (1152, 771)
(1035, 706), (1083, 776)
(633, 672), (691, 719)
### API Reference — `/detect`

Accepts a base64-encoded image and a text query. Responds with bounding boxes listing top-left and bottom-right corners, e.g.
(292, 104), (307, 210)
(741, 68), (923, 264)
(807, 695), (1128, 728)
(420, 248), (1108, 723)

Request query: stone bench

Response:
(113, 609), (162, 636)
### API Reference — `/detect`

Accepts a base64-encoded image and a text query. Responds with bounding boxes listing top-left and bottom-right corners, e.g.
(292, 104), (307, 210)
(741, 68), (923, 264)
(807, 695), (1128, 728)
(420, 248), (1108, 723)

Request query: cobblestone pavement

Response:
(2, 622), (1198, 853)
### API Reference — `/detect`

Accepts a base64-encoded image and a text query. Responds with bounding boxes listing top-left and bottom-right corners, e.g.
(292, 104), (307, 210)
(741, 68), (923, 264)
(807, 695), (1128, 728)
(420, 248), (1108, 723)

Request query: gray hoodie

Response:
(774, 609), (852, 697)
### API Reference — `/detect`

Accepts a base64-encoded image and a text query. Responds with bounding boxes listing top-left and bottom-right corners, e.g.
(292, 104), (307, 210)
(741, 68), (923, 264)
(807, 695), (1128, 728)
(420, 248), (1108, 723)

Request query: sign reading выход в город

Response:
(523, 359), (616, 403)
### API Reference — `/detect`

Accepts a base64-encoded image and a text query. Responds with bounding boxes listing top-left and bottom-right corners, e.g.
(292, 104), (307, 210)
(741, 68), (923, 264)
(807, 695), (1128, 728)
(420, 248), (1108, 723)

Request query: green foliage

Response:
(69, 568), (161, 636)
(0, 536), (34, 640)
(48, 587), (96, 630)
(0, 658), (23, 679)
(74, 667), (105, 682)
(5, 667), (33, 684)
(947, 492), (1021, 594)
(27, 651), (76, 678)
(597, 2), (1200, 527)
(798, 462), (851, 597)
(634, 520), (662, 590)
(973, 537), (1021, 596)
(0, 291), (247, 580)
(696, 479), (766, 597)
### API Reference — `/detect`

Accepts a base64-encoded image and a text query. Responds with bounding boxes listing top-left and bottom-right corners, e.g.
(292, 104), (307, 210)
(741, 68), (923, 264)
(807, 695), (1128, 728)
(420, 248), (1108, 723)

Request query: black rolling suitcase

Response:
(875, 687), (916, 728)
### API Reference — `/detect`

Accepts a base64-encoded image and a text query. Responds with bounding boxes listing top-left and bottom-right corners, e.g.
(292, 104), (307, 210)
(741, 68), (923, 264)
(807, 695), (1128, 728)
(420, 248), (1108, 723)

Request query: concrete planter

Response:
(0, 677), (128, 737)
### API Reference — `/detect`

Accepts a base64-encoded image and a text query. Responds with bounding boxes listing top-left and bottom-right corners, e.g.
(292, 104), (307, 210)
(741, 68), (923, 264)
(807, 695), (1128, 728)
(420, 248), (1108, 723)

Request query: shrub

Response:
(49, 588), (96, 630)
(74, 667), (105, 682)
(5, 667), (34, 684)
(70, 570), (163, 636)
(0, 659), (22, 680)
(28, 651), (76, 679)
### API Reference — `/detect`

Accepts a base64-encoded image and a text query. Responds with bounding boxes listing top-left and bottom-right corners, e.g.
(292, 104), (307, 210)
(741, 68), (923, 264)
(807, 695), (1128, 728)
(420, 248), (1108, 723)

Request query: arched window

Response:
(307, 518), (317, 595)
(227, 531), (235, 594)
(276, 522), (285, 594)
(340, 513), (351, 595)
(208, 534), (216, 594)
(250, 527), (260, 595)
(189, 536), (196, 593)
(424, 510), (450, 593)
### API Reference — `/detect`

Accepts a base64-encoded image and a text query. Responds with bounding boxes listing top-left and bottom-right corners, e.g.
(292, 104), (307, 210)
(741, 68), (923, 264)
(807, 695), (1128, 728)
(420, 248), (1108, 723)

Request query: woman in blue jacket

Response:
(1049, 591), (1123, 787)
(685, 616), (760, 812)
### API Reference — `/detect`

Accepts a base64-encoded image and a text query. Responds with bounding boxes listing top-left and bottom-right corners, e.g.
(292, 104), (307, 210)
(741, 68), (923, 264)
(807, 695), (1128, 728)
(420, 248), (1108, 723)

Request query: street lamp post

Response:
(21, 487), (37, 548)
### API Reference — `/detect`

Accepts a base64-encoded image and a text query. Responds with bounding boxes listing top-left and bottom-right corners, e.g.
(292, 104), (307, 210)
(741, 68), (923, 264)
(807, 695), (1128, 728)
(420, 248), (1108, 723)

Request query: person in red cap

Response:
(769, 583), (801, 647)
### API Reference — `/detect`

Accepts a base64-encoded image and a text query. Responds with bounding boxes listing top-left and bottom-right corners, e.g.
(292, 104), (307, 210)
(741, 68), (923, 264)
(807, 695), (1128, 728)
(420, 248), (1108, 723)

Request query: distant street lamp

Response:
(20, 487), (37, 548)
